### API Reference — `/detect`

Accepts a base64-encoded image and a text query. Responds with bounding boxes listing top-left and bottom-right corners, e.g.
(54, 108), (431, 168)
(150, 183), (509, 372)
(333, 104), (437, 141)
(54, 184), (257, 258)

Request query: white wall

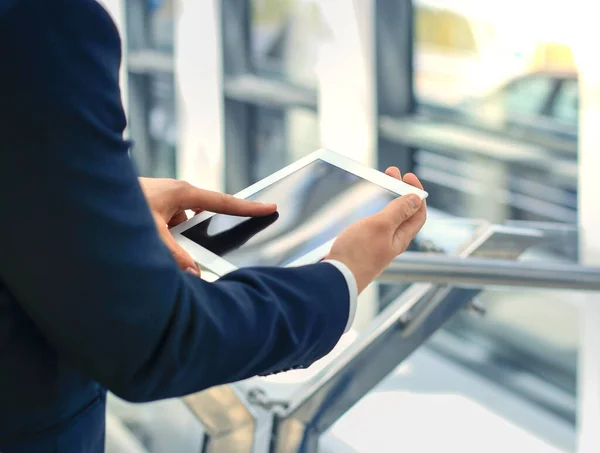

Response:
(574, 5), (600, 451)
(175, 0), (225, 191)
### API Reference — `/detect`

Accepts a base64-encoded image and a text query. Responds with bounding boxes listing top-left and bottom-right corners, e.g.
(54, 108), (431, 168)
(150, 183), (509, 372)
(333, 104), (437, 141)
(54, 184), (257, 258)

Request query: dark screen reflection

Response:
(182, 159), (399, 268)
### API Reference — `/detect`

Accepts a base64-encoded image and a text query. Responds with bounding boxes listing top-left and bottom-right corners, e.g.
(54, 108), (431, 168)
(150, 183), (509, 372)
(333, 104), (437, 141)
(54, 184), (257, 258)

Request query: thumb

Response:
(379, 194), (422, 228)
(154, 215), (200, 276)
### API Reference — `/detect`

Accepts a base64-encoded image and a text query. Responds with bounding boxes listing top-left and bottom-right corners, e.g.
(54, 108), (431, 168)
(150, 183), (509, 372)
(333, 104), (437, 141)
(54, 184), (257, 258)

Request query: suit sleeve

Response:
(0, 0), (349, 402)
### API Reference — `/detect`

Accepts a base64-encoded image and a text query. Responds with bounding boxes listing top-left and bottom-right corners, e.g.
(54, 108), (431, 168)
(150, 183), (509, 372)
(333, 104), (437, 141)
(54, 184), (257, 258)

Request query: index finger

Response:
(385, 166), (402, 180)
(183, 189), (277, 217)
(403, 173), (425, 191)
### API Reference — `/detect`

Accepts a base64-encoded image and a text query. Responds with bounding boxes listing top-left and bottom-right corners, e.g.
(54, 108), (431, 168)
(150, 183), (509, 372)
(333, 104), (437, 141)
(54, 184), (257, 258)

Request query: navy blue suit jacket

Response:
(0, 1), (349, 452)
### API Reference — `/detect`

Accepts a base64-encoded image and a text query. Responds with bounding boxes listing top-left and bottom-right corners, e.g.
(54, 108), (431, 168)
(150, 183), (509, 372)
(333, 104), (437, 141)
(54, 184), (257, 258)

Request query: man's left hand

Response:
(139, 178), (277, 276)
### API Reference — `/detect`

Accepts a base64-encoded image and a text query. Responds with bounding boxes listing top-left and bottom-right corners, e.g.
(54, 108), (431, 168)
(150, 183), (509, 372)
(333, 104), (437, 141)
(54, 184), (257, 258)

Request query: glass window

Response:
(502, 75), (555, 117)
(460, 75), (555, 131)
(148, 0), (175, 51)
(223, 0), (322, 190)
(410, 0), (578, 223)
(143, 73), (177, 177)
(251, 0), (325, 88)
(399, 0), (581, 432)
(251, 106), (319, 183)
(551, 78), (579, 127)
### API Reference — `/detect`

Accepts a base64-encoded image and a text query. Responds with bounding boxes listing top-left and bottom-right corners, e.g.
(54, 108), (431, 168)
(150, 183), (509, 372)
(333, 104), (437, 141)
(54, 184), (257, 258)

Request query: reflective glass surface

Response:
(108, 1), (586, 452)
(408, 0), (578, 225)
(405, 3), (580, 426)
(433, 225), (579, 422)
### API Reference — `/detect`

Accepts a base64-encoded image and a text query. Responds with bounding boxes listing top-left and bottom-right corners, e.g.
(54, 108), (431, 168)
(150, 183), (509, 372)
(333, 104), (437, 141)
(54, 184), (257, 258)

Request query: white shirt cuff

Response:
(323, 260), (358, 333)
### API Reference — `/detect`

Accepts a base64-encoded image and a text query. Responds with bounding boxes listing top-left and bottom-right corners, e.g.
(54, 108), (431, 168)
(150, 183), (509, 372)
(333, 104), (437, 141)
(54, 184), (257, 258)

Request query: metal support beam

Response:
(221, 0), (255, 192)
(375, 0), (416, 174)
(127, 73), (154, 176)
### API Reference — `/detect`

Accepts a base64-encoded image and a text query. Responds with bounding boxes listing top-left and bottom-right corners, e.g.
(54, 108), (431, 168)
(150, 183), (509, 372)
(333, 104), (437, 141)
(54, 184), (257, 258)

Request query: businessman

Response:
(0, 1), (427, 452)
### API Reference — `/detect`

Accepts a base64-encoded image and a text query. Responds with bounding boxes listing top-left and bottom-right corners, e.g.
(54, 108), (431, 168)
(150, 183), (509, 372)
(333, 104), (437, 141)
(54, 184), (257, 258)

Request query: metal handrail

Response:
(380, 254), (600, 291)
(272, 255), (600, 452)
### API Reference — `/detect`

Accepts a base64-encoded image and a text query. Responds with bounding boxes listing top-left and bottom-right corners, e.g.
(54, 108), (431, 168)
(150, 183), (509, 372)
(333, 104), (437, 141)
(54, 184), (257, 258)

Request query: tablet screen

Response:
(182, 158), (399, 268)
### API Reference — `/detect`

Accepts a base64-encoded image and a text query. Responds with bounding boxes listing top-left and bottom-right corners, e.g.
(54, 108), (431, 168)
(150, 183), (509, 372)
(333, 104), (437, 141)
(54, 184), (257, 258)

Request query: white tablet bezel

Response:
(171, 148), (428, 276)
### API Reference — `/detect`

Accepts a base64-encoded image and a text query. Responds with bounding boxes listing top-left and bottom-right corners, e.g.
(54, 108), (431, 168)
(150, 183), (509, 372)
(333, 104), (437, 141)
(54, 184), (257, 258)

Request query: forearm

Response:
(111, 264), (349, 401)
(0, 0), (351, 402)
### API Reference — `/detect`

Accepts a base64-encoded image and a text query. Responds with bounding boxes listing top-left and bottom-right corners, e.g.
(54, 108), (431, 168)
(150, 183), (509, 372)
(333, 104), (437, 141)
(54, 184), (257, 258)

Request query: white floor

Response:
(322, 347), (575, 453)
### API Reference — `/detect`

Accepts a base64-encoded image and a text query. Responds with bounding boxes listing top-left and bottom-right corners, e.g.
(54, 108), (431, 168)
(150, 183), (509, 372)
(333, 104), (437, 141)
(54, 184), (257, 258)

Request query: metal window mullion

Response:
(221, 0), (255, 193)
(123, 0), (151, 150)
(375, 0), (416, 174)
(127, 73), (154, 175)
(106, 0), (156, 176)
(101, 0), (129, 116)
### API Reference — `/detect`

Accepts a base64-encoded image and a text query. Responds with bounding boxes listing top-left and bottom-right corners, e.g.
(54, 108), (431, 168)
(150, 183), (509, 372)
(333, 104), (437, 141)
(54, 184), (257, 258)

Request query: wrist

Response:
(324, 255), (368, 294)
(322, 260), (358, 333)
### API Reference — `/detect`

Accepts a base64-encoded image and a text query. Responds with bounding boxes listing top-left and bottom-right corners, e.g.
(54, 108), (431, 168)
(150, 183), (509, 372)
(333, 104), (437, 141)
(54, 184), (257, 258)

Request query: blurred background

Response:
(99, 0), (598, 452)
(122, 0), (579, 222)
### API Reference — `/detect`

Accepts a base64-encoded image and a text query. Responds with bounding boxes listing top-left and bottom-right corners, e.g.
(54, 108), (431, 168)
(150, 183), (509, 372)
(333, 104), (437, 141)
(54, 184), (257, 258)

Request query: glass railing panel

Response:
(433, 223), (580, 424)
(435, 286), (578, 420)
(506, 221), (579, 261)
(268, 225), (593, 453)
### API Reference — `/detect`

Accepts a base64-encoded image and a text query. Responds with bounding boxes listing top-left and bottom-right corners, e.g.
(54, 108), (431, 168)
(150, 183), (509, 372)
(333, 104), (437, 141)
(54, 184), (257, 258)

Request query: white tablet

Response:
(171, 149), (428, 276)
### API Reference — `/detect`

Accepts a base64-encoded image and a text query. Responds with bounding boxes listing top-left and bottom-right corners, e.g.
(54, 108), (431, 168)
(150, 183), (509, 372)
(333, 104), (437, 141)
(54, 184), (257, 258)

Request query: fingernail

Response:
(186, 267), (200, 277)
(407, 195), (421, 210)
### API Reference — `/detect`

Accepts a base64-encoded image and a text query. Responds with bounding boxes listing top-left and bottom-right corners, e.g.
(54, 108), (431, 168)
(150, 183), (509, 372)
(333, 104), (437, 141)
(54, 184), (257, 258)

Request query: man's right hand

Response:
(326, 168), (427, 293)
